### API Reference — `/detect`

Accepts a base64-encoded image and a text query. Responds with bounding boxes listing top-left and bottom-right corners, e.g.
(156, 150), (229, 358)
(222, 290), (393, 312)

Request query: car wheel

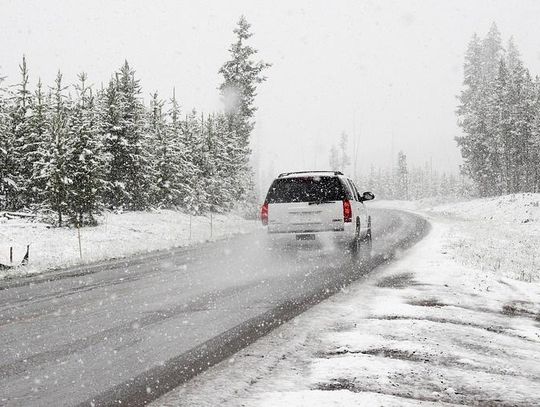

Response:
(361, 216), (373, 263)
(350, 218), (361, 257)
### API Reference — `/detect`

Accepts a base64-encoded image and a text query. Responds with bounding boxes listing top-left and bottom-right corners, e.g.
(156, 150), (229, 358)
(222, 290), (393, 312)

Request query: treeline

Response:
(457, 23), (540, 196)
(0, 16), (269, 226)
(357, 151), (469, 201)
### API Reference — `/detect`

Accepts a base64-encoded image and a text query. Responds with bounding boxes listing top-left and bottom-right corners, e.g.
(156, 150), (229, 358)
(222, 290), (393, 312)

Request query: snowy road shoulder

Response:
(0, 210), (257, 279)
(152, 196), (540, 406)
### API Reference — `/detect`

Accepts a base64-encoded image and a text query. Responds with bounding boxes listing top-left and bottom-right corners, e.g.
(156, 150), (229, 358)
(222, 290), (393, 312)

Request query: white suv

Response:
(260, 171), (374, 255)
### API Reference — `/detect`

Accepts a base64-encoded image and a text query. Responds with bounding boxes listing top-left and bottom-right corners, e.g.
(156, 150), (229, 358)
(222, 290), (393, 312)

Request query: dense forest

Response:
(457, 23), (540, 196)
(0, 16), (269, 226)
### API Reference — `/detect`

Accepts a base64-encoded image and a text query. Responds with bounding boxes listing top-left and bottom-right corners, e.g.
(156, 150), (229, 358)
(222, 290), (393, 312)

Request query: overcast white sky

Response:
(2, 0), (540, 190)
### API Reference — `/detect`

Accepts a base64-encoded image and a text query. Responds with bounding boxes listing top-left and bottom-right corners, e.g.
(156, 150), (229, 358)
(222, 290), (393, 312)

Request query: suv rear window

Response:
(265, 176), (347, 203)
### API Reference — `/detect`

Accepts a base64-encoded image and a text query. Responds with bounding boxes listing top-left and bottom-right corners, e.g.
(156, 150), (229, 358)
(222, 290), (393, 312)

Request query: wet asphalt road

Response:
(0, 209), (428, 407)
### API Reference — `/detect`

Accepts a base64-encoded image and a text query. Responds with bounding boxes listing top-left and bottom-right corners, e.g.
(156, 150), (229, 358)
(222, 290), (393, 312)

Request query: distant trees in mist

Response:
(327, 134), (467, 201)
(0, 16), (269, 226)
(457, 23), (540, 196)
(356, 151), (469, 201)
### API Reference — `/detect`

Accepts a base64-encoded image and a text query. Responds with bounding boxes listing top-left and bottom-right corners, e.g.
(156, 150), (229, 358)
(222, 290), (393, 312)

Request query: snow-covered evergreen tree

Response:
(147, 91), (194, 208)
(531, 76), (540, 192)
(395, 151), (409, 200)
(166, 90), (195, 207)
(218, 16), (270, 204)
(26, 79), (49, 205)
(0, 72), (15, 210)
(181, 109), (207, 214)
(101, 61), (151, 210)
(36, 71), (71, 226)
(64, 73), (104, 225)
(7, 56), (33, 209)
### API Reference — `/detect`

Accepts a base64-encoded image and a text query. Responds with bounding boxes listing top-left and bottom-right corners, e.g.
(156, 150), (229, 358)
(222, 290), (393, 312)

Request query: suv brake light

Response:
(261, 202), (269, 225)
(343, 199), (352, 223)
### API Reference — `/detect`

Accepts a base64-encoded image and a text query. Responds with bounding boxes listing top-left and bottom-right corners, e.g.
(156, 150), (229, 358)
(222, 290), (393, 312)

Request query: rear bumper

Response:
(267, 226), (355, 245)
(268, 226), (344, 234)
(267, 221), (352, 234)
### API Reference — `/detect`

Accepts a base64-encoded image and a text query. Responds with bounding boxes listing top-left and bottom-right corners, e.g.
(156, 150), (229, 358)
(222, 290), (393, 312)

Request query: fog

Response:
(3, 0), (540, 189)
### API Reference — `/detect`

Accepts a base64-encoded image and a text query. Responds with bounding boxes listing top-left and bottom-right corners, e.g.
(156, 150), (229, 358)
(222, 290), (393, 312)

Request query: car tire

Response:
(361, 216), (373, 263)
(351, 217), (372, 266)
(350, 218), (361, 256)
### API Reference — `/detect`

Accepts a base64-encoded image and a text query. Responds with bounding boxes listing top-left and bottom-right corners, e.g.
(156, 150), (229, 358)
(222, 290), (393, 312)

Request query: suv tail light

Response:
(261, 202), (269, 226)
(343, 199), (352, 223)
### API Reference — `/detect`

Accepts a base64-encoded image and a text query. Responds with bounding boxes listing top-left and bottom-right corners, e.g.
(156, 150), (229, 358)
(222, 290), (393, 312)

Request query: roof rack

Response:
(278, 170), (343, 178)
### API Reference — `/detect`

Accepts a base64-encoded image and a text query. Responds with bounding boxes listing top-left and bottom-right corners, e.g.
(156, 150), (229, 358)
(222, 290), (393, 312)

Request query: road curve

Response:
(0, 209), (429, 407)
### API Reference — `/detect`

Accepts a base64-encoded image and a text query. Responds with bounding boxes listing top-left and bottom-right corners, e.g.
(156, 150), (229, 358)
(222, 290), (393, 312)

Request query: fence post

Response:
(77, 221), (83, 260)
(189, 214), (192, 241)
(210, 212), (213, 239)
(9, 247), (13, 264)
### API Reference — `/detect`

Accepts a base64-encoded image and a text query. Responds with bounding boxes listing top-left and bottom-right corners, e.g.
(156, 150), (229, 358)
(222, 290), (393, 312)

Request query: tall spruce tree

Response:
(458, 24), (505, 196)
(167, 90), (195, 207)
(531, 77), (540, 191)
(102, 61), (151, 210)
(65, 73), (104, 225)
(395, 151), (409, 200)
(8, 56), (33, 208)
(0, 72), (14, 210)
(182, 109), (207, 214)
(148, 91), (192, 208)
(218, 16), (270, 203)
(26, 79), (49, 205)
(37, 71), (71, 225)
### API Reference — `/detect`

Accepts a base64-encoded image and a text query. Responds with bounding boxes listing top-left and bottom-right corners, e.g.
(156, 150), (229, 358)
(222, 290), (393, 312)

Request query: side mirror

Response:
(360, 191), (375, 202)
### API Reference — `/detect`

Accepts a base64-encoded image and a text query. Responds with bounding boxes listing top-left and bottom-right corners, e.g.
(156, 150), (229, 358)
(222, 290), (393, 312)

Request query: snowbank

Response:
(431, 193), (540, 223)
(0, 210), (257, 278)
(373, 194), (540, 281)
(151, 195), (540, 406)
(428, 193), (540, 282)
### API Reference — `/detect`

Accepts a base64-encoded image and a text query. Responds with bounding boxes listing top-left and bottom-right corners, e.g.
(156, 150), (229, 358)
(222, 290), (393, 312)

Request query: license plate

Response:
(296, 234), (315, 241)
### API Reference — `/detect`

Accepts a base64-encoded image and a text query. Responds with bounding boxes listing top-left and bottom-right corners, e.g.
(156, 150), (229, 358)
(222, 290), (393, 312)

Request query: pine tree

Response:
(531, 77), (540, 192)
(0, 72), (14, 210)
(182, 110), (209, 214)
(215, 112), (241, 209)
(65, 73), (104, 225)
(102, 61), (151, 210)
(167, 90), (195, 208)
(199, 113), (220, 212)
(457, 25), (505, 196)
(26, 79), (49, 205)
(218, 16), (270, 204)
(395, 151), (409, 199)
(148, 91), (194, 208)
(37, 71), (71, 226)
(491, 58), (509, 194)
(7, 56), (33, 209)
(147, 92), (167, 206)
(505, 41), (535, 192)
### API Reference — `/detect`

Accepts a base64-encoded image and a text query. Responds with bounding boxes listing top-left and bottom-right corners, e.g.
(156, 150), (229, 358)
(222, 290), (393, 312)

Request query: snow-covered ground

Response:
(152, 194), (540, 406)
(0, 210), (257, 279)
